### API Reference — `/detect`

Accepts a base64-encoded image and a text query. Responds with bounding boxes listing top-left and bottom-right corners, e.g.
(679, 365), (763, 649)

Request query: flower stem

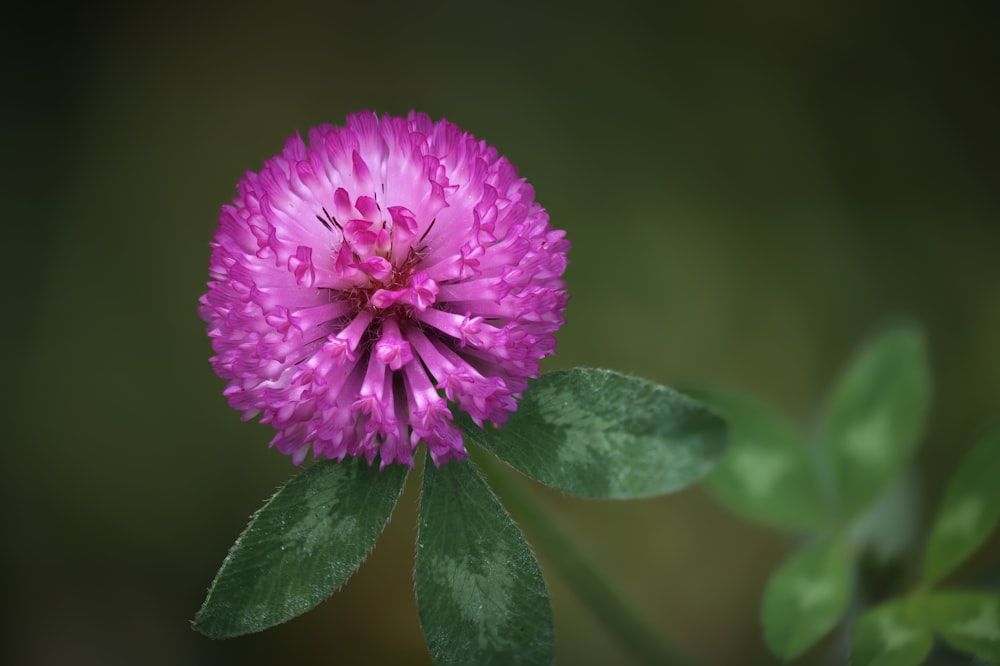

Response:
(471, 447), (701, 666)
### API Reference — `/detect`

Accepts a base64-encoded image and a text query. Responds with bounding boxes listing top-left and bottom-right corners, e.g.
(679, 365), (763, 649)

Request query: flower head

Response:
(199, 112), (569, 467)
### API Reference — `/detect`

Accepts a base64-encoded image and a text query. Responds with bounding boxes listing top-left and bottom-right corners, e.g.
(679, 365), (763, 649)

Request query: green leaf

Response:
(193, 458), (408, 638)
(415, 457), (553, 665)
(820, 324), (931, 518)
(922, 426), (1000, 585)
(696, 390), (828, 531)
(458, 368), (727, 499)
(851, 599), (933, 666)
(927, 591), (1000, 663)
(761, 539), (854, 660)
(849, 468), (920, 564)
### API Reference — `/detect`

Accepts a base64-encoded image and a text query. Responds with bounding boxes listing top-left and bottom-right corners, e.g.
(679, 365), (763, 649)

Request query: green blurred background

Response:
(7, 1), (998, 664)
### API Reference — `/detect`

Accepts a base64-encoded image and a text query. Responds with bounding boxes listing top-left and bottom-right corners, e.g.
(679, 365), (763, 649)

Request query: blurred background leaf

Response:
(923, 427), (1000, 586)
(6, 0), (999, 664)
(697, 390), (829, 531)
(761, 539), (854, 660)
(927, 591), (1000, 663)
(818, 323), (931, 519)
(851, 599), (933, 666)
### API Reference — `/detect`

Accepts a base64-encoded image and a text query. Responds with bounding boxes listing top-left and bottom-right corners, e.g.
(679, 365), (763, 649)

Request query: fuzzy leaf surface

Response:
(415, 458), (553, 665)
(459, 368), (727, 499)
(193, 458), (407, 638)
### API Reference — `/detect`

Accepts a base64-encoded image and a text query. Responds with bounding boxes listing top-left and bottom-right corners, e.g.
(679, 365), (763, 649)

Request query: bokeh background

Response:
(6, 1), (998, 664)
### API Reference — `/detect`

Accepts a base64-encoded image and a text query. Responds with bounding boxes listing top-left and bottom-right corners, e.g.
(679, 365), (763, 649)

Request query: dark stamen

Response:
(415, 217), (436, 248)
(321, 206), (343, 231)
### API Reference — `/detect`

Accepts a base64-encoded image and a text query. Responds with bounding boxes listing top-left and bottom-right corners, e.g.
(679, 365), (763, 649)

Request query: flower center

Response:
(353, 250), (422, 316)
(318, 204), (441, 327)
